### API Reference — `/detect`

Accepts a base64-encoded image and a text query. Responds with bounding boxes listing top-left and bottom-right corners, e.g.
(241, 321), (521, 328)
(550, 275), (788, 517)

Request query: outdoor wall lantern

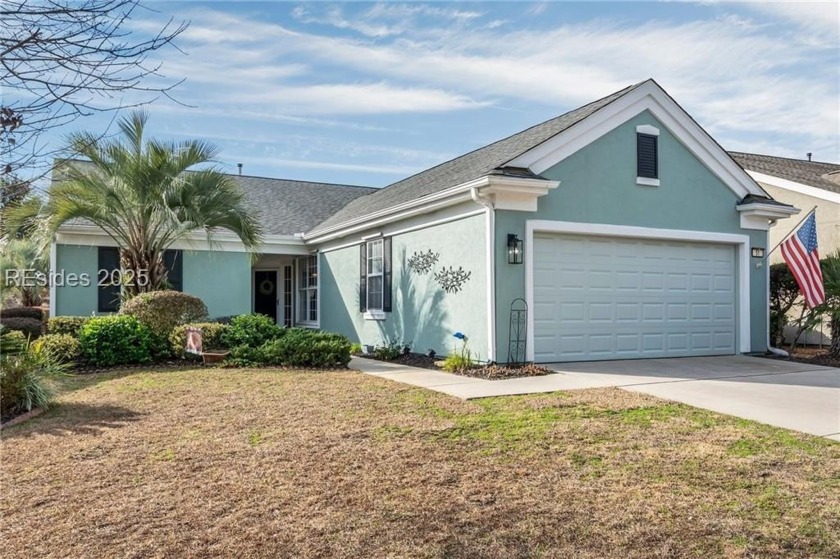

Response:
(751, 247), (765, 258)
(507, 234), (523, 264)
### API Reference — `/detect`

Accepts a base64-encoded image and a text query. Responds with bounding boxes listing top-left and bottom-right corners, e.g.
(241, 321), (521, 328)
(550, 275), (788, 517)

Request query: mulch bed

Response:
(764, 347), (840, 368)
(359, 353), (552, 379)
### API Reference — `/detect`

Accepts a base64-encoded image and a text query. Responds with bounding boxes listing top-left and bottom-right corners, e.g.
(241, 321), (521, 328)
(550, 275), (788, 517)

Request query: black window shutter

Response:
(383, 237), (392, 312)
(163, 250), (183, 291)
(359, 242), (367, 312)
(97, 247), (120, 312)
(637, 133), (658, 179)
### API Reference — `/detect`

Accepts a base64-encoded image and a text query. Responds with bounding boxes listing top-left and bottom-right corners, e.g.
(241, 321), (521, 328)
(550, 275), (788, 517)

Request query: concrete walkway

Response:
(350, 356), (840, 440)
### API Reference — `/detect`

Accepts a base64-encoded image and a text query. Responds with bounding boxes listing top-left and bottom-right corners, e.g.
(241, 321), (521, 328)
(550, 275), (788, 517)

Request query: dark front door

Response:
(254, 270), (278, 322)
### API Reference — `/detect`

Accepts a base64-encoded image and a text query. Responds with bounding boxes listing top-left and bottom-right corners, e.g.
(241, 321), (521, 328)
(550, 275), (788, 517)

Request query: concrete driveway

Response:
(352, 356), (839, 440)
(546, 356), (839, 440)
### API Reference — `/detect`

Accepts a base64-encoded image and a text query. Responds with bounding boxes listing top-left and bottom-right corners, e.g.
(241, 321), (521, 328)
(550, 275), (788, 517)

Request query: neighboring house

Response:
(729, 152), (840, 263)
(51, 79), (798, 363)
(730, 152), (840, 345)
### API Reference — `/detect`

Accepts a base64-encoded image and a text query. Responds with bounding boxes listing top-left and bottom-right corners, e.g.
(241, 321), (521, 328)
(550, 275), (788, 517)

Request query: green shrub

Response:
(373, 338), (403, 361)
(170, 322), (230, 358)
(259, 329), (351, 368)
(0, 317), (43, 340)
(120, 290), (208, 339)
(221, 314), (283, 349)
(0, 339), (67, 419)
(33, 333), (80, 364)
(226, 344), (264, 366)
(47, 316), (91, 338)
(79, 315), (154, 367)
(0, 307), (44, 321)
(350, 343), (363, 355)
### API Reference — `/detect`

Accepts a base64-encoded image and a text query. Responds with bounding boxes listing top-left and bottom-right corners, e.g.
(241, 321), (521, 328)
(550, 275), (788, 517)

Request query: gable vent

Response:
(637, 133), (658, 179)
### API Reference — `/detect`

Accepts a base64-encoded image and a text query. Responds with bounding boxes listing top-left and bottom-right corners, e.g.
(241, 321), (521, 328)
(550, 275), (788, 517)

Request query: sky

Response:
(25, 1), (840, 188)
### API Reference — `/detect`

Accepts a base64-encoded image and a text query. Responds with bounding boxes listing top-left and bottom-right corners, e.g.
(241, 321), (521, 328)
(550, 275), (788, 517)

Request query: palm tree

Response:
(7, 111), (262, 299)
(820, 252), (840, 356)
(0, 238), (48, 306)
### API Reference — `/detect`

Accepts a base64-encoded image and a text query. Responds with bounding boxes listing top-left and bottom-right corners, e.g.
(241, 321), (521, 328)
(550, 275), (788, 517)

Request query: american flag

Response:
(780, 212), (825, 309)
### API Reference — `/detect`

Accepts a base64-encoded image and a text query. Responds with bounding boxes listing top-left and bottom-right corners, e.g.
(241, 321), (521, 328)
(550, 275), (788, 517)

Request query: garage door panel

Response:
(533, 233), (736, 362)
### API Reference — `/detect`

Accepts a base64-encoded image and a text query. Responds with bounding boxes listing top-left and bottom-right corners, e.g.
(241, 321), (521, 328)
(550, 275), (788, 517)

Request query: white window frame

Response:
(365, 238), (384, 316)
(296, 254), (319, 327)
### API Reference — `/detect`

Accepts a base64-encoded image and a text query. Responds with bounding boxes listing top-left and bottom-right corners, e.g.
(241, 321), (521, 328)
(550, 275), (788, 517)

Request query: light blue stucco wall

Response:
(182, 251), (252, 318)
(54, 244), (100, 316)
(53, 245), (252, 318)
(319, 211), (489, 360)
(494, 111), (769, 358)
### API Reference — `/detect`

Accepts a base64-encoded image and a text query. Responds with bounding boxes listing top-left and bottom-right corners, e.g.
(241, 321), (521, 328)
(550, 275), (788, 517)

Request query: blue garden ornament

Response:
(453, 332), (467, 341)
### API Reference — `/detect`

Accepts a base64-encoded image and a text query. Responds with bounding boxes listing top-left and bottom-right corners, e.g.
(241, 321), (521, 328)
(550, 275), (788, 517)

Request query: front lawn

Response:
(2, 367), (838, 558)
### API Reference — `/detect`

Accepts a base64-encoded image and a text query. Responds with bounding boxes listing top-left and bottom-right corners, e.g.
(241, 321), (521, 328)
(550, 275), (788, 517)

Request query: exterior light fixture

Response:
(751, 247), (765, 258)
(507, 234), (523, 264)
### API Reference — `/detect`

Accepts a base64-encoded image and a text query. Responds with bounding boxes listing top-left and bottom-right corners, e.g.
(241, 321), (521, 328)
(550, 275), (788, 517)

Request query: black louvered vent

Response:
(637, 133), (658, 179)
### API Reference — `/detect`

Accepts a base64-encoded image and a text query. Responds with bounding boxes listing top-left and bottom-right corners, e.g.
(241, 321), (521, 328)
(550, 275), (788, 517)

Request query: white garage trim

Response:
(524, 220), (751, 361)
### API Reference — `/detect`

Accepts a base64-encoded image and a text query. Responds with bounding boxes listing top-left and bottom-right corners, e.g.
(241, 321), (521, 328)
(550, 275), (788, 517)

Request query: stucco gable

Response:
(506, 80), (768, 202)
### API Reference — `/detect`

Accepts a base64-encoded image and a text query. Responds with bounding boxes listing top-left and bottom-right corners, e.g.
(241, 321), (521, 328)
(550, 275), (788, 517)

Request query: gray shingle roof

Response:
(308, 81), (647, 235)
(55, 160), (376, 236)
(233, 175), (375, 235)
(730, 152), (840, 196)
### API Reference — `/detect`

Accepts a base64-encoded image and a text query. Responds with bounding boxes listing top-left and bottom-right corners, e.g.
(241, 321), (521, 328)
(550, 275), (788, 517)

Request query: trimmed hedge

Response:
(0, 307), (44, 321)
(120, 290), (208, 340)
(47, 316), (91, 338)
(221, 314), (283, 350)
(170, 322), (230, 358)
(34, 334), (80, 364)
(0, 317), (43, 340)
(79, 315), (154, 367)
(259, 329), (352, 368)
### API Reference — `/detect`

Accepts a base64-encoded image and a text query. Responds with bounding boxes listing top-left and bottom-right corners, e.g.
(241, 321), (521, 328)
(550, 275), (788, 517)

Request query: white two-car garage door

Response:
(533, 233), (737, 362)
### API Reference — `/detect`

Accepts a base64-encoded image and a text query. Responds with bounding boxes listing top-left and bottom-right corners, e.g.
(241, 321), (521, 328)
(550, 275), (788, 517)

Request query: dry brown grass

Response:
(2, 367), (838, 558)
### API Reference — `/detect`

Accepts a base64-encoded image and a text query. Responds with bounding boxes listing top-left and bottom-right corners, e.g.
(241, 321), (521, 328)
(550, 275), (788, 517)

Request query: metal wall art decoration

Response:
(407, 249), (439, 275)
(433, 266), (472, 293)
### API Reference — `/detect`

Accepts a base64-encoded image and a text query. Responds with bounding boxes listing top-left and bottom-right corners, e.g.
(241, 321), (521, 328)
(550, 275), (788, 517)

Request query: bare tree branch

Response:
(0, 0), (187, 179)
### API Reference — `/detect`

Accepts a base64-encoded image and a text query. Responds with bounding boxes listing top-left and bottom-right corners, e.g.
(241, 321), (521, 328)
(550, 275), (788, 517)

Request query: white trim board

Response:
(507, 80), (767, 200)
(746, 170), (840, 205)
(523, 220), (752, 362)
(48, 242), (57, 318)
(304, 175), (558, 243)
(55, 227), (309, 255)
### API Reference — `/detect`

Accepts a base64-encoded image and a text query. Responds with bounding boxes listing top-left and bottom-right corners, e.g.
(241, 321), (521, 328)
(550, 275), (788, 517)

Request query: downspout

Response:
(471, 187), (496, 363)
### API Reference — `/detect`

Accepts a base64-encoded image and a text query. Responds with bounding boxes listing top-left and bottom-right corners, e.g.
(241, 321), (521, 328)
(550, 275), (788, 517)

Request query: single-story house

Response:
(50, 79), (800, 363)
(730, 152), (840, 345)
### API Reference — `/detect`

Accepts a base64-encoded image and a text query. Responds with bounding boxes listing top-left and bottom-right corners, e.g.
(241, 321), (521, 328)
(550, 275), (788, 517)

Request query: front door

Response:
(254, 270), (278, 322)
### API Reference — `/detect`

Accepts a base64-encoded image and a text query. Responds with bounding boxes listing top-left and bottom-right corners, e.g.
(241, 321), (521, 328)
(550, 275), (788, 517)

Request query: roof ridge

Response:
(729, 151), (840, 167)
(235, 174), (376, 190)
(371, 80), (646, 194)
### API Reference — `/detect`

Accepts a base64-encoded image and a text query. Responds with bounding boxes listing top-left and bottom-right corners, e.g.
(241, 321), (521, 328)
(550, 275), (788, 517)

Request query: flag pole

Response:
(762, 205), (818, 263)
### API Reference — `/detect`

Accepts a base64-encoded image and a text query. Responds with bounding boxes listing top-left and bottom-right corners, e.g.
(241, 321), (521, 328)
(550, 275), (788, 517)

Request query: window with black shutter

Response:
(163, 249), (183, 291)
(97, 247), (121, 312)
(637, 133), (658, 179)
